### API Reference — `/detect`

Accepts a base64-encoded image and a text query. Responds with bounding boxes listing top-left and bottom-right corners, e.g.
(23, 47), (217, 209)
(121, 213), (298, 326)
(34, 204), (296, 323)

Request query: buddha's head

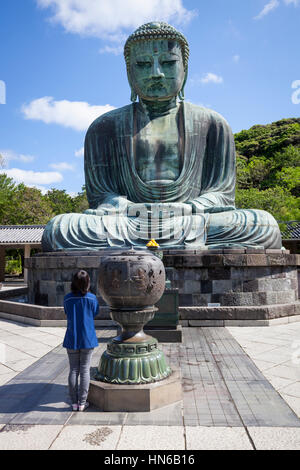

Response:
(124, 22), (189, 103)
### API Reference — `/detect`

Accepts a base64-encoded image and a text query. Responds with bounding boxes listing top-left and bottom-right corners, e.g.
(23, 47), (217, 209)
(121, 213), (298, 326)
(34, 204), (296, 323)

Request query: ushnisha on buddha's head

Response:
(124, 22), (189, 103)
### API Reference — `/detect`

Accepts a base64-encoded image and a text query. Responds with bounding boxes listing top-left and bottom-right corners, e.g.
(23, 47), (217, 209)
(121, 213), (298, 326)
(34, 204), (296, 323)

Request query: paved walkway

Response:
(0, 319), (300, 450)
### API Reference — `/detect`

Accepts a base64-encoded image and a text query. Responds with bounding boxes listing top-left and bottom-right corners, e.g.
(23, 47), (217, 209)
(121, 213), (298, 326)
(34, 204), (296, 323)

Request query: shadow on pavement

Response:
(0, 382), (70, 415)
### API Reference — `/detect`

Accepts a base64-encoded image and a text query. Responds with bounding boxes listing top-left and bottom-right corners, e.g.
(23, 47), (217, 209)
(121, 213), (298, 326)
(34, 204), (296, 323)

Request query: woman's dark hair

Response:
(71, 270), (90, 295)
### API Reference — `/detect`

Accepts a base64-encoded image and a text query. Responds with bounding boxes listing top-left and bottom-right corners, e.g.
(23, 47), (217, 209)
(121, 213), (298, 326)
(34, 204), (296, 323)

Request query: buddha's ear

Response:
(127, 69), (138, 102)
(130, 86), (137, 103)
(178, 67), (188, 101)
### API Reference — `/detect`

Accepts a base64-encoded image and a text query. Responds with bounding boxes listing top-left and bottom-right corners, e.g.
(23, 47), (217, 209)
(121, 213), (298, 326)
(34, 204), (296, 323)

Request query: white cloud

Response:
(75, 147), (84, 158)
(19, 154), (35, 163)
(49, 162), (75, 171)
(0, 168), (63, 186)
(99, 45), (123, 55)
(28, 184), (49, 195)
(254, 0), (280, 20)
(0, 149), (35, 166)
(67, 191), (78, 198)
(233, 55), (240, 63)
(37, 0), (195, 40)
(21, 97), (115, 132)
(190, 72), (224, 85)
(201, 73), (223, 84)
(254, 0), (298, 20)
(191, 102), (212, 109)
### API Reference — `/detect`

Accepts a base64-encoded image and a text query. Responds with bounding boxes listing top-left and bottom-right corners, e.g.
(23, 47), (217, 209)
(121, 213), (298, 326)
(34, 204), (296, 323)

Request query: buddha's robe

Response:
(42, 102), (281, 251)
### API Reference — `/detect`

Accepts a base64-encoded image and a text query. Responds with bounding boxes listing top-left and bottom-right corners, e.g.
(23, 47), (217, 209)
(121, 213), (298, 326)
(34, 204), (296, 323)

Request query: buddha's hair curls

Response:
(124, 22), (190, 71)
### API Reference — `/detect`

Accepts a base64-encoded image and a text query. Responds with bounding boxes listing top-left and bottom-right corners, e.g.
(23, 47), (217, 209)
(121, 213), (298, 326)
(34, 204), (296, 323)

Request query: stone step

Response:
(179, 302), (300, 320)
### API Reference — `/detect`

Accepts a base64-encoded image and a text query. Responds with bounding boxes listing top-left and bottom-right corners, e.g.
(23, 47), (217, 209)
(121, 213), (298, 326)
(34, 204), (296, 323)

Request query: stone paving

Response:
(228, 323), (300, 420)
(0, 318), (300, 449)
(0, 320), (64, 386)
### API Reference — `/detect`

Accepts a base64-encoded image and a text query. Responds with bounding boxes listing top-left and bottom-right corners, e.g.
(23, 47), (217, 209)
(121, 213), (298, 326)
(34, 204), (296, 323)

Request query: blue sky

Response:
(0, 0), (299, 195)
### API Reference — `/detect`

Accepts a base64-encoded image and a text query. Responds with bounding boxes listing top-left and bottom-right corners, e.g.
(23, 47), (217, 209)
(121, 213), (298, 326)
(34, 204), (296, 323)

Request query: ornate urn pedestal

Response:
(88, 248), (182, 411)
(97, 308), (171, 384)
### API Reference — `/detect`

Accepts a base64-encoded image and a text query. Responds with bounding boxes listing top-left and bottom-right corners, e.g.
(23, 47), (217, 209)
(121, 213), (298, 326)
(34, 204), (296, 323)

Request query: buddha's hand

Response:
(160, 202), (192, 214)
(128, 202), (192, 217)
(84, 197), (134, 216)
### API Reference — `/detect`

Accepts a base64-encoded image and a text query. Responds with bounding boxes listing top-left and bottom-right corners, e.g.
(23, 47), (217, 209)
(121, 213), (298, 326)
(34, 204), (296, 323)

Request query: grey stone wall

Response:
(26, 253), (104, 307)
(25, 249), (300, 309)
(163, 249), (299, 307)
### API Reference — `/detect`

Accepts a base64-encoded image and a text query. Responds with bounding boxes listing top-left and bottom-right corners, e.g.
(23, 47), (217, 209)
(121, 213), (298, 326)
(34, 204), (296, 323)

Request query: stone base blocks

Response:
(22, 249), (300, 324)
(88, 369), (182, 412)
(163, 249), (299, 307)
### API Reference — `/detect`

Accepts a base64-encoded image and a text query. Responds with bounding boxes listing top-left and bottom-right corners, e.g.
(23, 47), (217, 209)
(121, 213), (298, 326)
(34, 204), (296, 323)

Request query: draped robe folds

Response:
(42, 102), (282, 251)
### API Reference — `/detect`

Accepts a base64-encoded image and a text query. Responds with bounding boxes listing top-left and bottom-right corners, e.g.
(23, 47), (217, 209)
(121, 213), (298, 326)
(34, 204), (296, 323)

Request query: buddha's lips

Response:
(147, 82), (165, 91)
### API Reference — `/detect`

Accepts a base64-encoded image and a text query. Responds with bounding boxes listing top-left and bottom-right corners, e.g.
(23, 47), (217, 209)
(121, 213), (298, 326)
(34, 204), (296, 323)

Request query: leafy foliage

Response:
(236, 187), (300, 221)
(72, 186), (89, 213)
(44, 188), (74, 215)
(235, 118), (300, 221)
(0, 177), (88, 226)
(0, 174), (19, 224)
(10, 185), (55, 225)
(235, 119), (300, 159)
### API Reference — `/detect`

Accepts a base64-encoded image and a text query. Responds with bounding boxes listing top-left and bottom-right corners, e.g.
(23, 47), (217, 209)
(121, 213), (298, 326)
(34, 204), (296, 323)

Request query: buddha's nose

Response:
(151, 59), (165, 79)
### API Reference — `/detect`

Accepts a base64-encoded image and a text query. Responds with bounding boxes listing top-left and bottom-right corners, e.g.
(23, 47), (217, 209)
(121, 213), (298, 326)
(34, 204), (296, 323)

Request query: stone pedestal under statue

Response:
(25, 249), (300, 325)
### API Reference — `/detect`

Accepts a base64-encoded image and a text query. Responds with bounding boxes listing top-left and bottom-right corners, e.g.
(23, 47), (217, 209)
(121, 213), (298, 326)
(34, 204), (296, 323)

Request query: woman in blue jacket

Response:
(63, 270), (99, 411)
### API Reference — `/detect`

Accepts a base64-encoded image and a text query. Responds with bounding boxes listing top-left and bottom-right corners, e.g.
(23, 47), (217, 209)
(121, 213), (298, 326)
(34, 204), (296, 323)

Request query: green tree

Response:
(234, 118), (300, 221)
(0, 174), (18, 224)
(274, 167), (300, 197)
(0, 178), (55, 225)
(72, 186), (89, 213)
(45, 188), (74, 215)
(236, 187), (300, 221)
(235, 118), (300, 160)
(236, 155), (251, 189)
(272, 145), (300, 169)
(236, 156), (271, 190)
(10, 184), (54, 225)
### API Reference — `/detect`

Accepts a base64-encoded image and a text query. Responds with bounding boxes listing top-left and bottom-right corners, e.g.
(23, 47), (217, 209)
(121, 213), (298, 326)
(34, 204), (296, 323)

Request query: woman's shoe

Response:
(72, 403), (78, 411)
(78, 401), (89, 412)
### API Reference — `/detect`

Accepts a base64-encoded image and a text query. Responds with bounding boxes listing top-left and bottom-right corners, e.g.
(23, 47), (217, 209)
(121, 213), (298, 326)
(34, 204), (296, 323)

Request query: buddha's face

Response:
(129, 39), (185, 102)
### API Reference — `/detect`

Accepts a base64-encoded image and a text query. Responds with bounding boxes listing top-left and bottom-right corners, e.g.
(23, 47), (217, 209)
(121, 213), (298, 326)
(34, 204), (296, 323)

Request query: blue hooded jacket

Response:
(63, 292), (99, 349)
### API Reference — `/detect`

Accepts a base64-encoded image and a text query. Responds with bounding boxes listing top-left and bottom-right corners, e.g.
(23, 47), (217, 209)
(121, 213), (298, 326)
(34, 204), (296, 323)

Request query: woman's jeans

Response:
(67, 348), (94, 406)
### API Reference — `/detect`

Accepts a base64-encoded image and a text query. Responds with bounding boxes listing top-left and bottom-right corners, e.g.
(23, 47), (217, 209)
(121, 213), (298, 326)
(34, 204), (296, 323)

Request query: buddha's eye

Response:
(161, 60), (177, 66)
(136, 61), (151, 67)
